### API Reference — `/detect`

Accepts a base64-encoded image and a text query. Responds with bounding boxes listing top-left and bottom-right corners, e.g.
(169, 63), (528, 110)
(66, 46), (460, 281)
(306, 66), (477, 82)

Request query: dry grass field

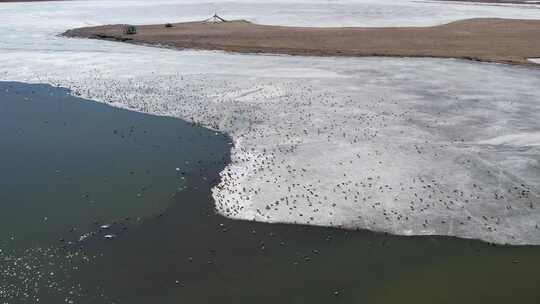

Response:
(64, 18), (540, 66)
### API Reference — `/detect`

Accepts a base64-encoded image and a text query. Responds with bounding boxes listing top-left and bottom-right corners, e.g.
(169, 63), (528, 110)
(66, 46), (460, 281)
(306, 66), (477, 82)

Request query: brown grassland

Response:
(64, 18), (540, 66)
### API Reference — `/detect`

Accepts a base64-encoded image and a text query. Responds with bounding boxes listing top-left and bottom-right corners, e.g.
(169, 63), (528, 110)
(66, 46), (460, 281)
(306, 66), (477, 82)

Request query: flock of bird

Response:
(47, 70), (540, 246)
(2, 59), (540, 303)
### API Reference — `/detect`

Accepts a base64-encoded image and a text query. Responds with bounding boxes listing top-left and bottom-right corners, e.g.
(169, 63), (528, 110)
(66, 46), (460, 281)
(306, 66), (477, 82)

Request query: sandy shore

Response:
(64, 18), (540, 66)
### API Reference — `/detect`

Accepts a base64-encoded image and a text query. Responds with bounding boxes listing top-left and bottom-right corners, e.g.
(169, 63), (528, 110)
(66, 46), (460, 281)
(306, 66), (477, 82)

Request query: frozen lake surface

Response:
(1, 0), (540, 244)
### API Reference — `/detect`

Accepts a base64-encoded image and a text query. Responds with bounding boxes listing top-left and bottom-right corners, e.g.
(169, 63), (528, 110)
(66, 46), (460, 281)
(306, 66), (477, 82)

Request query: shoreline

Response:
(63, 18), (540, 67)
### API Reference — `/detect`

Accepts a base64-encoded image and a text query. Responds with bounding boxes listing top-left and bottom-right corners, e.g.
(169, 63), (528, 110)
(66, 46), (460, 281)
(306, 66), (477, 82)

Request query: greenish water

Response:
(77, 183), (540, 304)
(0, 82), (227, 248)
(0, 81), (539, 304)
